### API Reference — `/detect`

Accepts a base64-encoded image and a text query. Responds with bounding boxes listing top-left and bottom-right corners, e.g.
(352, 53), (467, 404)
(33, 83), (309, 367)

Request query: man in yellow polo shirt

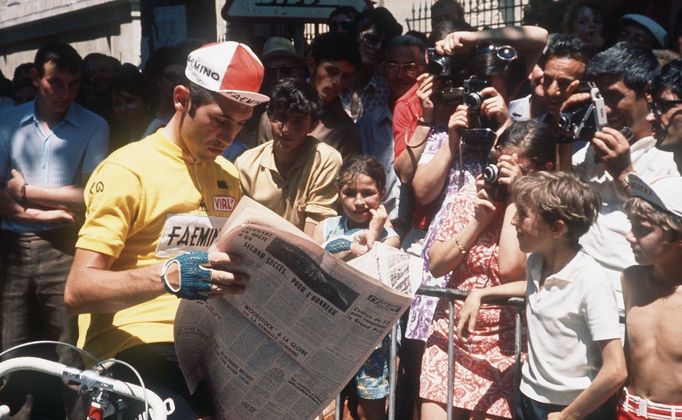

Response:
(64, 42), (268, 418)
(236, 78), (341, 236)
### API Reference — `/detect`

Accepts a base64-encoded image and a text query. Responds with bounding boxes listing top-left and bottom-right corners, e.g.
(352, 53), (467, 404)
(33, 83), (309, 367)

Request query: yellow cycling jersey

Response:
(76, 129), (241, 359)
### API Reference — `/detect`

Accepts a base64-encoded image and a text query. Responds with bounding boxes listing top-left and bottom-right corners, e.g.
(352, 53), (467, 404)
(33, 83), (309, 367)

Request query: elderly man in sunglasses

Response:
(647, 57), (682, 174)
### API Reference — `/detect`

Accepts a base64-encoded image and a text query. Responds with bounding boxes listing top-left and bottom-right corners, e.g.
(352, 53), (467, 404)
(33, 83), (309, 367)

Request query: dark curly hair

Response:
(337, 155), (387, 194)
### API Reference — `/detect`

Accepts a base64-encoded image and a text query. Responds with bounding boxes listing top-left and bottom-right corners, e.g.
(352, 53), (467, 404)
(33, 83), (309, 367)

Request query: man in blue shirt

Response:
(0, 42), (109, 417)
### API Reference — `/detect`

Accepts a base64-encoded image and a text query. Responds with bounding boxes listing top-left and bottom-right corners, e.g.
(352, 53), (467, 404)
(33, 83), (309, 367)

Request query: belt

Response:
(620, 388), (682, 419)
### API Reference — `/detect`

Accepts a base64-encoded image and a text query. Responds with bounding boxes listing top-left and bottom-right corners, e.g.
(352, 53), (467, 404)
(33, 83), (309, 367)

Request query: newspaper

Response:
(174, 197), (418, 420)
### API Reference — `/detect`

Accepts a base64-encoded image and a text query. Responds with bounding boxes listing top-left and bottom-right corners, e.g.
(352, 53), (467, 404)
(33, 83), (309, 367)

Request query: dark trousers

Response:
(0, 228), (79, 419)
(515, 391), (618, 420)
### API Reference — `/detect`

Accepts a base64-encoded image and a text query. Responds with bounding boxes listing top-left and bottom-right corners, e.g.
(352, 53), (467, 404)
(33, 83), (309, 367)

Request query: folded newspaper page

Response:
(174, 197), (417, 420)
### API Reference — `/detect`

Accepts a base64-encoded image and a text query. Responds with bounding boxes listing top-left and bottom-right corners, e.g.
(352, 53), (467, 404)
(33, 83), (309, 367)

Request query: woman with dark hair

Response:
(402, 25), (547, 419)
(421, 121), (555, 419)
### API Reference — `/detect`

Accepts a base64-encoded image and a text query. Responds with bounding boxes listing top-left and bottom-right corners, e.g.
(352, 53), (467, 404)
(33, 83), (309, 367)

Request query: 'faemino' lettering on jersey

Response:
(155, 214), (227, 257)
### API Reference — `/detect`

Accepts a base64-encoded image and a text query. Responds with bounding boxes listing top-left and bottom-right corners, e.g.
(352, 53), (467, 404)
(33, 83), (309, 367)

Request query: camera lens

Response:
(557, 114), (571, 130)
(464, 93), (482, 110)
(426, 61), (445, 75)
(482, 164), (499, 184)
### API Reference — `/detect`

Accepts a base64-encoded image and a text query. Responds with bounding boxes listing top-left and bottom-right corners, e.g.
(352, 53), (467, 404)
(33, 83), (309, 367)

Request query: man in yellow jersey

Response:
(64, 42), (268, 418)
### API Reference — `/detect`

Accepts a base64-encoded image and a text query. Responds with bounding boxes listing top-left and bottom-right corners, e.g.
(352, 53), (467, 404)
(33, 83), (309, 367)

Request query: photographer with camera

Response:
(563, 42), (677, 332)
(411, 40), (531, 206)
(402, 24), (547, 348)
(405, 35), (543, 416)
(422, 120), (555, 420)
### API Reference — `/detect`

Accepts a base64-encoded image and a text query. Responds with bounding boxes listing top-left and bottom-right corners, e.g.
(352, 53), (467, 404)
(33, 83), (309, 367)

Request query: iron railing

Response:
(406, 0), (530, 35)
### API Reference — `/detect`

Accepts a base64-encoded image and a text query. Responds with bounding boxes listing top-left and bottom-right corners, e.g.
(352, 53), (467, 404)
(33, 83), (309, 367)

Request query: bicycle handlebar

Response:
(0, 357), (167, 420)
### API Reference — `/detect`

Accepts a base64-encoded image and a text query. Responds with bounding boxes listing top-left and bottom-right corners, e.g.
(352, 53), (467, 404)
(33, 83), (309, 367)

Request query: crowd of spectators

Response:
(2, 0), (682, 419)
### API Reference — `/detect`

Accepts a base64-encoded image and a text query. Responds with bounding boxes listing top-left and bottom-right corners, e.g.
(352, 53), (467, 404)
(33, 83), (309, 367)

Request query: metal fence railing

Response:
(406, 0), (530, 35)
(335, 286), (526, 420)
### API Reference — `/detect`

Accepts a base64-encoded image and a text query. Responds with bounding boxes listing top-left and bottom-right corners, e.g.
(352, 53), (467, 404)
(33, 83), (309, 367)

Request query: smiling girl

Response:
(314, 155), (400, 259)
(313, 155), (400, 420)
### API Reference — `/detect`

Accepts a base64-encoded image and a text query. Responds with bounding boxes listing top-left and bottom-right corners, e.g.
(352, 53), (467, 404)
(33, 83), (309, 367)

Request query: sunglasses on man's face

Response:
(360, 33), (382, 47)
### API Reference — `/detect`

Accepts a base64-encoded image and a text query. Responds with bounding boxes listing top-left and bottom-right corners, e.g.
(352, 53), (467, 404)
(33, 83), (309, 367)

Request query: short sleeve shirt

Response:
(76, 130), (241, 359)
(520, 250), (621, 405)
(236, 136), (341, 230)
(0, 100), (109, 232)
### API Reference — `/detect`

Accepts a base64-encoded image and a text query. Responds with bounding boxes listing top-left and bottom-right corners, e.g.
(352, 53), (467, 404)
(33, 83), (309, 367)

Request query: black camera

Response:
(463, 78), (489, 111)
(432, 80), (463, 106)
(426, 48), (450, 76)
(482, 163), (508, 202)
(557, 82), (607, 143)
(462, 77), (491, 129)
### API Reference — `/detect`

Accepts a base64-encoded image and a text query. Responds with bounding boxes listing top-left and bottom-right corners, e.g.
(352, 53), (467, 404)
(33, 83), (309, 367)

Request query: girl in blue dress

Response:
(313, 155), (400, 420)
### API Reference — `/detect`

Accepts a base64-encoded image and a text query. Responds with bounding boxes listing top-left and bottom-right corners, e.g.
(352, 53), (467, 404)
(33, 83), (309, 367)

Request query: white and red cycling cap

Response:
(185, 41), (269, 106)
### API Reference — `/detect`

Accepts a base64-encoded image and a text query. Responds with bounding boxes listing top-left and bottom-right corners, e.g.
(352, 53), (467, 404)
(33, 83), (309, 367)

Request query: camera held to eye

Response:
(426, 48), (451, 77)
(482, 162), (508, 202)
(557, 82), (607, 143)
(482, 164), (499, 184)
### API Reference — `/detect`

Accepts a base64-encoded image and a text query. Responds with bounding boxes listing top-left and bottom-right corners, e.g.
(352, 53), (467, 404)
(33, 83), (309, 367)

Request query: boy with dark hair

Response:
(306, 32), (362, 161)
(647, 57), (682, 172)
(459, 171), (626, 420)
(257, 31), (362, 161)
(620, 173), (682, 419)
(238, 78), (341, 237)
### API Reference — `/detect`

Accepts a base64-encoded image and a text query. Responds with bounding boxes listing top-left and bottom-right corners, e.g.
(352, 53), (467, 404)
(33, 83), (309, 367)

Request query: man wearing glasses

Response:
(647, 57), (682, 173)
(356, 34), (427, 222)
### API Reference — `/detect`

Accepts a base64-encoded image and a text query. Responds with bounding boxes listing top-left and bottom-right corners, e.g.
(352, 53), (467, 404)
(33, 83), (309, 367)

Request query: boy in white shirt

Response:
(459, 171), (626, 419)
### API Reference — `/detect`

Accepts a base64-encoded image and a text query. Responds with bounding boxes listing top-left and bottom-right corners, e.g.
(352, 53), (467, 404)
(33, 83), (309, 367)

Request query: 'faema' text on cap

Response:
(185, 42), (270, 106)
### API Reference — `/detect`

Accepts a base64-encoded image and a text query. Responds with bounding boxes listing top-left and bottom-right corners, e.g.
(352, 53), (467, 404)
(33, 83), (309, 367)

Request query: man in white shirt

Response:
(573, 42), (677, 322)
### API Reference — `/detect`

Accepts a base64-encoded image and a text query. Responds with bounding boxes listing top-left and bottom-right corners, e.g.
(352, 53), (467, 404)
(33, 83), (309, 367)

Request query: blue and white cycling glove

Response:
(160, 252), (213, 300)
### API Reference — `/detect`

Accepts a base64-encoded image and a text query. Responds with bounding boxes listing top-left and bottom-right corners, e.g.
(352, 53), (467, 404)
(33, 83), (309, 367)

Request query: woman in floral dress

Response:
(420, 120), (556, 419)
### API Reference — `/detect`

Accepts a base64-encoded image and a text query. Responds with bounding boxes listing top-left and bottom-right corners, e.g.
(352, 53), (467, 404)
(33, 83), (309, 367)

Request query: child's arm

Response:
(457, 280), (526, 337)
(548, 338), (627, 420)
(497, 201), (527, 283)
(383, 234), (400, 249)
